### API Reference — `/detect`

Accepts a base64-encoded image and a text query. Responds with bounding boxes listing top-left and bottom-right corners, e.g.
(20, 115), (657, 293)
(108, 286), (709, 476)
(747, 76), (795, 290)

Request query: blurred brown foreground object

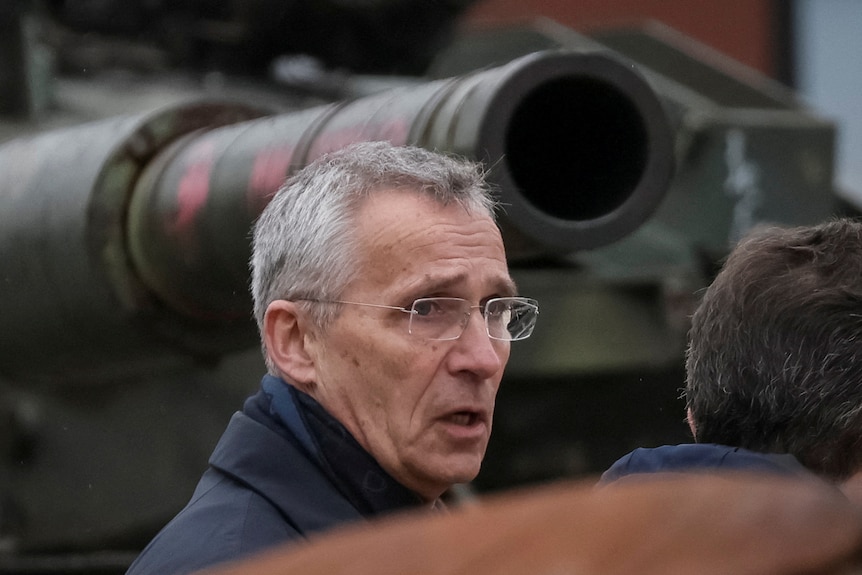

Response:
(196, 474), (862, 575)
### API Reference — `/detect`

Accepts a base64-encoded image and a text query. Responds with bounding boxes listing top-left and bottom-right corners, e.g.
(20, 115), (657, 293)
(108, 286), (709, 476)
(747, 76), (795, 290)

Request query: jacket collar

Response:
(209, 411), (362, 534)
(209, 376), (423, 533)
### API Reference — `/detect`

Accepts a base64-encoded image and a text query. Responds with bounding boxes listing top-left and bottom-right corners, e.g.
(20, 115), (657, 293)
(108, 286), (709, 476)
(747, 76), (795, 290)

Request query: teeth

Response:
(450, 412), (473, 426)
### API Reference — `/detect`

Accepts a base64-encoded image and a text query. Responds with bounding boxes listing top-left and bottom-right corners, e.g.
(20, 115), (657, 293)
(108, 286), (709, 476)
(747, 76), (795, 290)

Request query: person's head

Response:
(685, 218), (862, 479)
(251, 141), (536, 500)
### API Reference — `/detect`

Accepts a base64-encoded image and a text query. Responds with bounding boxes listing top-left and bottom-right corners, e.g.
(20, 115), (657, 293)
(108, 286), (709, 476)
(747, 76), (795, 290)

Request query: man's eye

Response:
(486, 299), (514, 322)
(412, 298), (450, 317)
(485, 305), (504, 318)
(412, 300), (437, 316)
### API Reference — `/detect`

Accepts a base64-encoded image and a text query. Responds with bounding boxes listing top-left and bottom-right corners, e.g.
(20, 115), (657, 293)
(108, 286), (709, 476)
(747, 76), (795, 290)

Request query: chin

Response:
(411, 448), (486, 492)
(437, 456), (483, 485)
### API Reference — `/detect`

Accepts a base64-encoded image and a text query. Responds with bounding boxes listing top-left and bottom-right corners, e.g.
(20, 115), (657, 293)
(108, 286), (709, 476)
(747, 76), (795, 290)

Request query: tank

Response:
(0, 4), (846, 574)
(425, 19), (845, 496)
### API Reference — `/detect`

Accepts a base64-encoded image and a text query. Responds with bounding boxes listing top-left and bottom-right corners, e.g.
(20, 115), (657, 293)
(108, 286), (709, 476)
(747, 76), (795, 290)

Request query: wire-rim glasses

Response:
(302, 297), (538, 341)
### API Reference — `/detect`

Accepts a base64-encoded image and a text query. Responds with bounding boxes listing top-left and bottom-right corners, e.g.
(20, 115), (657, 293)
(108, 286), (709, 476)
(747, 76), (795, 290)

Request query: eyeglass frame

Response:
(298, 296), (538, 342)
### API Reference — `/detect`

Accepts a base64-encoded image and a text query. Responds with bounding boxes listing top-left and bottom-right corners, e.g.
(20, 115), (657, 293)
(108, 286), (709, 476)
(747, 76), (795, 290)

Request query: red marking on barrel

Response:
(173, 139), (215, 238)
(306, 119), (412, 161)
(248, 145), (295, 214)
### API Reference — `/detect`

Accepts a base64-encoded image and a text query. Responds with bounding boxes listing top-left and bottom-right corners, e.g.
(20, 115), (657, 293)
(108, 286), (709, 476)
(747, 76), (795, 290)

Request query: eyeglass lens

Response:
(408, 297), (538, 341)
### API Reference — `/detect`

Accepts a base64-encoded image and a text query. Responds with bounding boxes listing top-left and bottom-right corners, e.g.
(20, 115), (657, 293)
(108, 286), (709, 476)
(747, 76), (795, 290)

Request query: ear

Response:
(686, 407), (698, 441)
(263, 300), (318, 388)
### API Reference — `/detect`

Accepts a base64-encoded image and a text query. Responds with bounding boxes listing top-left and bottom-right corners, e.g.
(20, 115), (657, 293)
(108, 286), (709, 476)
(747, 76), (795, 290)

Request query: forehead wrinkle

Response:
(397, 233), (515, 297)
(404, 269), (518, 300)
(355, 191), (512, 298)
(383, 219), (486, 252)
(366, 220), (504, 266)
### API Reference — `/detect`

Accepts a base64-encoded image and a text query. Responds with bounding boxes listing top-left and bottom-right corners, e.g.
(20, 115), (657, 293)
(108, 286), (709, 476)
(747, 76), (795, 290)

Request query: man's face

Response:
(306, 188), (514, 501)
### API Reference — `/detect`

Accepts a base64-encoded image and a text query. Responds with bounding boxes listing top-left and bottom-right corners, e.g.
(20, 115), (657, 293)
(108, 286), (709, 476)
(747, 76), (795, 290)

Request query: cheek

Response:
(378, 348), (421, 382)
(359, 342), (442, 421)
(322, 316), (445, 407)
(498, 344), (512, 367)
(339, 347), (361, 368)
(335, 333), (425, 402)
(353, 328), (435, 377)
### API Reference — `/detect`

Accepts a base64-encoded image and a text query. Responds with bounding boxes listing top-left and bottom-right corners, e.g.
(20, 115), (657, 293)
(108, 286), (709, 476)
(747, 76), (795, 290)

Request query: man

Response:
(603, 218), (862, 483)
(125, 141), (538, 575)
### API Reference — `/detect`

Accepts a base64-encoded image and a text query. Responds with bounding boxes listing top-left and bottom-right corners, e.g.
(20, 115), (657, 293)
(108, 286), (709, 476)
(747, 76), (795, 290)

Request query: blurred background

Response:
(1, 1), (860, 573)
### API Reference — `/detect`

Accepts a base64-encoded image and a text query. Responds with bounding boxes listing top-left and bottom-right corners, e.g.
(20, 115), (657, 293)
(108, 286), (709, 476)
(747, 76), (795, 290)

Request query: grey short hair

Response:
(250, 141), (499, 366)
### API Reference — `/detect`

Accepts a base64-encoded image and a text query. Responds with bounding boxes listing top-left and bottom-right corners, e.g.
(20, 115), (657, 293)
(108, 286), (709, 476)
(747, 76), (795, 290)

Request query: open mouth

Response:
(447, 411), (480, 426)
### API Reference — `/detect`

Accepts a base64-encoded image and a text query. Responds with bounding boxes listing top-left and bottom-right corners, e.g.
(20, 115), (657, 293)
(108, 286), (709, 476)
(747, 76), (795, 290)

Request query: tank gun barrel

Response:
(0, 49), (674, 384)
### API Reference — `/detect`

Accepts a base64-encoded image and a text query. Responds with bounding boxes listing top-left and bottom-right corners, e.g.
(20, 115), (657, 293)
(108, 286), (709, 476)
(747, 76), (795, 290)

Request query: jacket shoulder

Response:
(125, 469), (300, 575)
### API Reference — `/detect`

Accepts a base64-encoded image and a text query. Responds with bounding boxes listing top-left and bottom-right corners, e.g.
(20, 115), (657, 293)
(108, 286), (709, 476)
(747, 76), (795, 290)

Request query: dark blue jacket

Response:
(125, 376), (424, 575)
(601, 443), (813, 484)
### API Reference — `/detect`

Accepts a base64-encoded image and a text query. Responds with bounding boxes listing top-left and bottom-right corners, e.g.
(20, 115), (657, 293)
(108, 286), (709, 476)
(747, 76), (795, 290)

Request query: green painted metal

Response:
(0, 15), (846, 566)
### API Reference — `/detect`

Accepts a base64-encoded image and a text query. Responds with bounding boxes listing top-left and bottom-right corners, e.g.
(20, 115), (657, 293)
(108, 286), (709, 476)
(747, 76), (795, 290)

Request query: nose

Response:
(448, 309), (508, 378)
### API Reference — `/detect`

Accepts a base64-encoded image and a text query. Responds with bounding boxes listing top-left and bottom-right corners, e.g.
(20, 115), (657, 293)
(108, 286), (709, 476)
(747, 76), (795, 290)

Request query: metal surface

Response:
(431, 19), (840, 263)
(126, 49), (674, 322)
(0, 49), (674, 387)
(0, 103), (267, 386)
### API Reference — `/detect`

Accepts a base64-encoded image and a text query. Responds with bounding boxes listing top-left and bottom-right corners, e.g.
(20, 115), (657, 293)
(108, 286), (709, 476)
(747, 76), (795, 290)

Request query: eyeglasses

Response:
(302, 296), (538, 341)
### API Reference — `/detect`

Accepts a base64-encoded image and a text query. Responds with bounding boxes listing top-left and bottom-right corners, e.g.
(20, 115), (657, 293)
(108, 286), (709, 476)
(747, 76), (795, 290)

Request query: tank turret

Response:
(0, 7), (846, 573)
(0, 48), (673, 386)
(0, 43), (675, 562)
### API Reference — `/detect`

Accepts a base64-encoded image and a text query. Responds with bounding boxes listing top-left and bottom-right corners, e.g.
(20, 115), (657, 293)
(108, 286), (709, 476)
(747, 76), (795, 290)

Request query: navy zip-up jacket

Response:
(601, 443), (813, 484)
(125, 376), (424, 575)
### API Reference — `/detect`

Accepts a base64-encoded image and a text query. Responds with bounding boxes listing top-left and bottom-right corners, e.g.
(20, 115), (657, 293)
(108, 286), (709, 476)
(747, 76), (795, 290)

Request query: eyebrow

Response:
(417, 273), (519, 298)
